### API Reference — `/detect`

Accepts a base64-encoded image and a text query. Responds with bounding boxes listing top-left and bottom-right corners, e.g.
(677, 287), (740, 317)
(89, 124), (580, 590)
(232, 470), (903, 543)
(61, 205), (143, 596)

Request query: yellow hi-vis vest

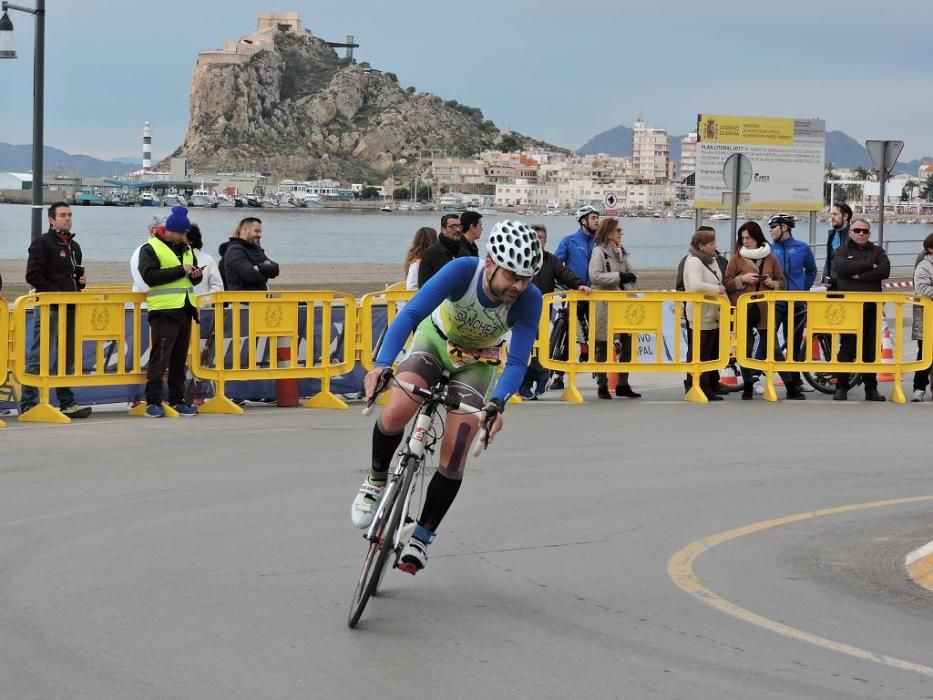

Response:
(146, 237), (195, 311)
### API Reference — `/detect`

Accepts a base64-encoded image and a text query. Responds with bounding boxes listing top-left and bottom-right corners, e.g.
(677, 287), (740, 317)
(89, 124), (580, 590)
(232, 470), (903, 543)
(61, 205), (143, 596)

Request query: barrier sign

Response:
(695, 113), (825, 211)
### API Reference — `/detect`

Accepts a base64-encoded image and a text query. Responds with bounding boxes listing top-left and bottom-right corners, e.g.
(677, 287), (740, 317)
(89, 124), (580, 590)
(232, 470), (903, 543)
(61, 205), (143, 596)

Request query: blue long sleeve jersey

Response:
(374, 257), (543, 402)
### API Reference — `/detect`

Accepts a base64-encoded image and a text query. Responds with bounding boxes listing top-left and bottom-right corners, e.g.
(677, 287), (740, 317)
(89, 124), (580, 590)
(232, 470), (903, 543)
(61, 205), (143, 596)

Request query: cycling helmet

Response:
(486, 220), (544, 277)
(575, 205), (599, 222)
(767, 213), (795, 229)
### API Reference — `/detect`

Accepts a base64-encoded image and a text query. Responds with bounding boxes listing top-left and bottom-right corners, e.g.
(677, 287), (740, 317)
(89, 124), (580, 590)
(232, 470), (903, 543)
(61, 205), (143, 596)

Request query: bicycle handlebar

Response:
(362, 369), (461, 416)
(471, 402), (502, 458)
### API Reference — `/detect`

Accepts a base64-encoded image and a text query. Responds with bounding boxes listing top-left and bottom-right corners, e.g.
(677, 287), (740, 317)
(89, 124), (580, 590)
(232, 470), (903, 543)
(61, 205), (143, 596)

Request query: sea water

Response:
(0, 203), (927, 268)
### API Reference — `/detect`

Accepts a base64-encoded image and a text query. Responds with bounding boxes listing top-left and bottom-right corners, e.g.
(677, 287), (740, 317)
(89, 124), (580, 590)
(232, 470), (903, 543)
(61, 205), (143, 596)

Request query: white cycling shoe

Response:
(398, 538), (429, 575)
(351, 477), (386, 529)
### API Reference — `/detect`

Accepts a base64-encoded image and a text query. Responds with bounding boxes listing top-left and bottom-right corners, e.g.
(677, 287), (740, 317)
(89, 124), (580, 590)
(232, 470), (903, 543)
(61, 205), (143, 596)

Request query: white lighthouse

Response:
(142, 122), (152, 170)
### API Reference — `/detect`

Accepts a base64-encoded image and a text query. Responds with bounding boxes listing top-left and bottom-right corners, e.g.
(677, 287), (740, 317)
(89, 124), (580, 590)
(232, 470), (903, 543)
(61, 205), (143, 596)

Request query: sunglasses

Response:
(851, 227), (870, 234)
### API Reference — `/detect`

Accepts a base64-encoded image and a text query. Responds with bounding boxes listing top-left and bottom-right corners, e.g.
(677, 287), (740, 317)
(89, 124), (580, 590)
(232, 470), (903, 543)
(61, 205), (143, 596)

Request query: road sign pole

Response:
(878, 173), (886, 248)
(730, 159), (740, 243)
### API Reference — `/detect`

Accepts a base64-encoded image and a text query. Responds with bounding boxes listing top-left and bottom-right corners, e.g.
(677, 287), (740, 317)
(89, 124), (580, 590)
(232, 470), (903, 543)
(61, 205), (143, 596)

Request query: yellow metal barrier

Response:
(357, 286), (416, 371)
(538, 290), (732, 403)
(0, 297), (8, 427)
(735, 291), (933, 404)
(190, 290), (357, 414)
(11, 291), (149, 423)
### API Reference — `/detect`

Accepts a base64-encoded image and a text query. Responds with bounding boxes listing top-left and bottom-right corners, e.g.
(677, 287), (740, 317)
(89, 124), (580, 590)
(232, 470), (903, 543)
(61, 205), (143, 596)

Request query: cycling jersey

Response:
(375, 257), (543, 401)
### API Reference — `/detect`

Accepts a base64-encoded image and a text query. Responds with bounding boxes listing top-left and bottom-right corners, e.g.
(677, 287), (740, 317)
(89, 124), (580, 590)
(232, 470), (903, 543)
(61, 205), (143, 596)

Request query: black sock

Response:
(371, 421), (403, 480)
(418, 470), (462, 532)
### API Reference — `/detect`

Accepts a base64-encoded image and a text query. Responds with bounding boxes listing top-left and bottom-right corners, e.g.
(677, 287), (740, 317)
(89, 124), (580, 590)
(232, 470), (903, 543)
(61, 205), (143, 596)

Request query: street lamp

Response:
(1, 0), (46, 242)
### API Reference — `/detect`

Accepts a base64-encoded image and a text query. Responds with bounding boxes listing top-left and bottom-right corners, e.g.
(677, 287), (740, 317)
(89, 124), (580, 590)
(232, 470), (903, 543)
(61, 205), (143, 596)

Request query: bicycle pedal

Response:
(397, 561), (420, 575)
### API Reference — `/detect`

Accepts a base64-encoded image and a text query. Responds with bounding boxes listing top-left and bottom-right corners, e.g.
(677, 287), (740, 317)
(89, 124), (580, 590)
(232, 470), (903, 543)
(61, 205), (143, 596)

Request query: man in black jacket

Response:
(520, 225), (591, 398)
(417, 213), (462, 287)
(458, 210), (483, 257)
(832, 218), (890, 401)
(223, 217), (280, 291)
(20, 202), (92, 419)
(822, 202), (852, 289)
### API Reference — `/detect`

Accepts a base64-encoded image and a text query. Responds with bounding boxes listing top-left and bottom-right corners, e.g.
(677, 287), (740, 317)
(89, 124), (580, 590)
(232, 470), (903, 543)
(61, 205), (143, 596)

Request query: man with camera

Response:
(138, 206), (203, 417)
(19, 202), (92, 418)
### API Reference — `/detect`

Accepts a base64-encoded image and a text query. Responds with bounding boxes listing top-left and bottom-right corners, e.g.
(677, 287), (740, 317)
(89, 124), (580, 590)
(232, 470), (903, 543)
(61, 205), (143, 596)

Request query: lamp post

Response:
(1, 0), (45, 242)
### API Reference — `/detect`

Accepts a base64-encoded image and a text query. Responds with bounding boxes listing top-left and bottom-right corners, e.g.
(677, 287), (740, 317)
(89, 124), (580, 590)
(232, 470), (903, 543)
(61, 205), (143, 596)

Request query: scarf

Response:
(689, 245), (714, 265)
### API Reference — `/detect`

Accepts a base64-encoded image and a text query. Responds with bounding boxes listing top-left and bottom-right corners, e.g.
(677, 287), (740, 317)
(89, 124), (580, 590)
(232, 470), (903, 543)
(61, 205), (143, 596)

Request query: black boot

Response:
(614, 373), (641, 398)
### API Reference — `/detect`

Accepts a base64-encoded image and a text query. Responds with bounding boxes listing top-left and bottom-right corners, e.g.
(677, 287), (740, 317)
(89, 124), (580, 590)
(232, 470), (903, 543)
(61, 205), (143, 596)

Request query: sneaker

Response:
(912, 389), (925, 403)
(549, 376), (564, 391)
(19, 403), (36, 415)
(61, 403), (92, 419)
(398, 537), (429, 575)
(173, 403), (198, 417)
(518, 387), (535, 400)
(145, 404), (165, 418)
(351, 476), (386, 528)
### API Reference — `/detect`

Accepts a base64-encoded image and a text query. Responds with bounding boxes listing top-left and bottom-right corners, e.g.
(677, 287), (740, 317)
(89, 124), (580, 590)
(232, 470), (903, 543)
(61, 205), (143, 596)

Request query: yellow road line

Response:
(667, 495), (933, 678)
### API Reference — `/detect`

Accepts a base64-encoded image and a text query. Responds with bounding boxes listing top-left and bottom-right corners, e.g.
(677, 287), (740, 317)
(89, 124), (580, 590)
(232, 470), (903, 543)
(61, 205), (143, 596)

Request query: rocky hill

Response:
(164, 32), (557, 181)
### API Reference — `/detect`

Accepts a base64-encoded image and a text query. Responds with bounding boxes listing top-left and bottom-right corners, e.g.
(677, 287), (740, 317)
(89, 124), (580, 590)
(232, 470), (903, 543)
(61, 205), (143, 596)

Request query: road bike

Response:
(547, 296), (590, 385)
(347, 368), (496, 628)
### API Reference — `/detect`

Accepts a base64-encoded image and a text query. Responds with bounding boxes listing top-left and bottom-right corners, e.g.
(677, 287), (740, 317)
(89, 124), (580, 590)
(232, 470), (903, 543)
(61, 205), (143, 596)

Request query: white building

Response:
(632, 119), (671, 182)
(0, 172), (32, 190)
(495, 181), (557, 208)
(624, 183), (668, 211)
(680, 132), (697, 181)
(430, 158), (486, 187)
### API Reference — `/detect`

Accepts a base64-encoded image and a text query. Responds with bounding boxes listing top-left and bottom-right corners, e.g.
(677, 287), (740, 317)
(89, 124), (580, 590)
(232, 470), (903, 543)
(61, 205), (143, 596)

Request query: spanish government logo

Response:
(265, 305), (283, 328)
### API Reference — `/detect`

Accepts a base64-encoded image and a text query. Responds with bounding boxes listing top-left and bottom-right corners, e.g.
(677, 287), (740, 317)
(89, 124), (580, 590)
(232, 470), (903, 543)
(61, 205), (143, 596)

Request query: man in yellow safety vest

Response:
(137, 206), (202, 417)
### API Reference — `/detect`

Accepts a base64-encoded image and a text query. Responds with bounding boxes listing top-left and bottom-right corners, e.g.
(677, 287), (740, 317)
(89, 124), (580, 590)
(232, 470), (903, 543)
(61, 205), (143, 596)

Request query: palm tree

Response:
(853, 166), (872, 181)
(921, 175), (933, 202)
(902, 179), (918, 202)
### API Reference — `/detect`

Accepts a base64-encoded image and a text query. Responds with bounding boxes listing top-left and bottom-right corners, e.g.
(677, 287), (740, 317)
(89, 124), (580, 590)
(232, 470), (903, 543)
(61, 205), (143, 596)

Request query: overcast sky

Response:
(1, 0), (930, 161)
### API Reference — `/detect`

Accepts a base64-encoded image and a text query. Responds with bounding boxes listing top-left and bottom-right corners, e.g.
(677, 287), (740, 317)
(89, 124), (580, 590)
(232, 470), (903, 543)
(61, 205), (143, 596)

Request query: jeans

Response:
(913, 341), (933, 391)
(20, 305), (76, 409)
(836, 302), (879, 390)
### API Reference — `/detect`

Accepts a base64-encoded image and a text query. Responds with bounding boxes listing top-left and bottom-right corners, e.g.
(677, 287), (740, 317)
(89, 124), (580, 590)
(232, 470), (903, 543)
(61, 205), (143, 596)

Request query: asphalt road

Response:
(2, 376), (933, 699)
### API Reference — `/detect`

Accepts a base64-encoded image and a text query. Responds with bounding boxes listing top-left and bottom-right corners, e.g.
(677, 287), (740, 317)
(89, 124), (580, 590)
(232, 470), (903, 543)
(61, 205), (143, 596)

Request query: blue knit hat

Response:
(165, 206), (191, 233)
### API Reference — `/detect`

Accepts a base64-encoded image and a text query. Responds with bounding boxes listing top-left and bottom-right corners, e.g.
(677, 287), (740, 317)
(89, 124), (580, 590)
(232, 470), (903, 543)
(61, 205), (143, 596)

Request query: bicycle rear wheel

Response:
(347, 456), (417, 628)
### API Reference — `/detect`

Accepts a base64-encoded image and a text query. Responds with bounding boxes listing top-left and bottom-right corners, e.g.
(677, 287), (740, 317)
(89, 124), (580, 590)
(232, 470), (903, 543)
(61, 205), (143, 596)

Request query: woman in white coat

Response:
(683, 228), (727, 400)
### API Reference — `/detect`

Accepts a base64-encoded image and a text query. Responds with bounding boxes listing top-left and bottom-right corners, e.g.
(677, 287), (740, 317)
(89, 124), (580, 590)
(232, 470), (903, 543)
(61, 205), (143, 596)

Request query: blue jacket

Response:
(554, 228), (596, 284)
(771, 235), (816, 291)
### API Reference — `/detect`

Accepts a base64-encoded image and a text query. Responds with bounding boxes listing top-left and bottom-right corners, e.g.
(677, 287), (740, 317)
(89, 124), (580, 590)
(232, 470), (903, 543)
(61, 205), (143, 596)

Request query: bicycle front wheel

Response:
(347, 456), (418, 628)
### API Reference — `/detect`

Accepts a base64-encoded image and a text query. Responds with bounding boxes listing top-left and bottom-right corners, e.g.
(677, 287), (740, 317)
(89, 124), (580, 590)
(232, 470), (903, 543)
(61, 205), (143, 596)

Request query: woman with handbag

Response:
(724, 221), (784, 399)
(588, 217), (641, 400)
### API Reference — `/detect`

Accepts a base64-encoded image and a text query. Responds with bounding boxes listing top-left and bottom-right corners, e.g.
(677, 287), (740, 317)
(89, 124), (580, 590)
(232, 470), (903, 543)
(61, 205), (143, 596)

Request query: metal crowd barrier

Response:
(190, 291), (357, 413)
(356, 285), (416, 371)
(538, 290), (732, 403)
(0, 297), (8, 428)
(11, 291), (148, 423)
(734, 291), (933, 404)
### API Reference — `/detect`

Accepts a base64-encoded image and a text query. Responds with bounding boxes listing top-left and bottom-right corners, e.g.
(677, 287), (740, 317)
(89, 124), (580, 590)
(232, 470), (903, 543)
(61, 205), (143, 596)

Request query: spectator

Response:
(518, 224), (590, 398)
(131, 216), (164, 292)
(417, 214), (462, 287)
(822, 201), (852, 289)
(768, 213), (816, 400)
(683, 228), (727, 401)
(185, 223), (224, 295)
(404, 227), (438, 290)
(911, 233), (933, 402)
(458, 210), (483, 258)
(19, 202), (91, 418)
(588, 217), (641, 400)
(724, 221), (784, 400)
(223, 217), (280, 291)
(138, 206), (201, 417)
(832, 218), (890, 401)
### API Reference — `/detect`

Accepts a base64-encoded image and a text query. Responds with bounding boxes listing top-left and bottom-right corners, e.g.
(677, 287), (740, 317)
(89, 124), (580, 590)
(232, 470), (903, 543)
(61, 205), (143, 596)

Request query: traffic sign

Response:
(865, 140), (904, 174)
(604, 192), (618, 209)
(722, 152), (753, 191)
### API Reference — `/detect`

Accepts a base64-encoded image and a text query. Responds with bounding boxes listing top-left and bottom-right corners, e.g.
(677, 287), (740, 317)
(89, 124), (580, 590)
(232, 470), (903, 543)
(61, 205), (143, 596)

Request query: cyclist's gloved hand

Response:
(363, 366), (393, 405)
(480, 398), (506, 445)
(619, 271), (637, 286)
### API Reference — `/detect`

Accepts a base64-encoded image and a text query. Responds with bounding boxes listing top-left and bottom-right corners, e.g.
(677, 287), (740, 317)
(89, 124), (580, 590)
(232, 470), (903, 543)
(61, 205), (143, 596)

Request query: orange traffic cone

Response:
(877, 323), (895, 382)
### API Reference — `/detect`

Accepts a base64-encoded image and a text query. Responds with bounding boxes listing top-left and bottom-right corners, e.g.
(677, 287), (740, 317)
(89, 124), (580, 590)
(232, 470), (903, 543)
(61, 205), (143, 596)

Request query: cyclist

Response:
(551, 205), (600, 389)
(768, 213), (816, 400)
(352, 221), (544, 574)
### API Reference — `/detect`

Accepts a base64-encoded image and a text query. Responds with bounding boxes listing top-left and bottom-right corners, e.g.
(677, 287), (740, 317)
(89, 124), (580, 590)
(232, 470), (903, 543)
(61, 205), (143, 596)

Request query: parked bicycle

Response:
(347, 368), (496, 629)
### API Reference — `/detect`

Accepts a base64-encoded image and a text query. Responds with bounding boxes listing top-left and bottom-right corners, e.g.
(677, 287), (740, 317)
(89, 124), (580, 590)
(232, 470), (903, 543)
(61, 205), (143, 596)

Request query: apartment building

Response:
(632, 119), (671, 182)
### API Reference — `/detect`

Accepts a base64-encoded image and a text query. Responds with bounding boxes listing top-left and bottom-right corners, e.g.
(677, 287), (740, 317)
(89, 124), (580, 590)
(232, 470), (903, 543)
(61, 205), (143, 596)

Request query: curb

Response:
(905, 540), (933, 592)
